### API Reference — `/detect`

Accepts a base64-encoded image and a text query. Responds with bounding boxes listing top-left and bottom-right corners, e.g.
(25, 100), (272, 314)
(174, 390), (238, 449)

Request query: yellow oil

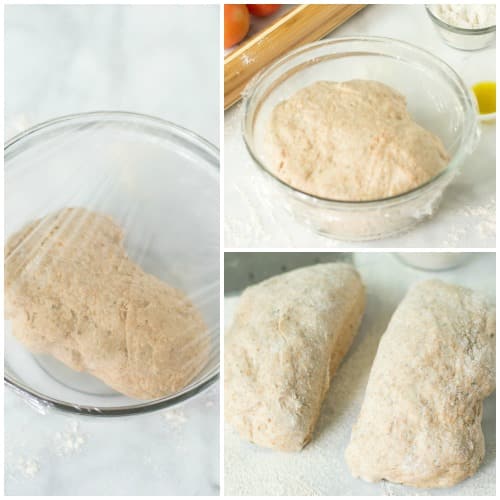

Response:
(472, 81), (496, 115)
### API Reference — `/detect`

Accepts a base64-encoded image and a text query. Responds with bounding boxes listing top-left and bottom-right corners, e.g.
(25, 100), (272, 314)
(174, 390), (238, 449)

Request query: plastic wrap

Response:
(5, 112), (220, 415)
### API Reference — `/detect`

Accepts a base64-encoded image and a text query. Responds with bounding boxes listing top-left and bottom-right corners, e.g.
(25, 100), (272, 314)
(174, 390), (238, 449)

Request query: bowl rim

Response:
(479, 112), (496, 122)
(5, 110), (219, 160)
(425, 4), (497, 34)
(241, 36), (479, 207)
(4, 110), (220, 416)
(5, 372), (219, 416)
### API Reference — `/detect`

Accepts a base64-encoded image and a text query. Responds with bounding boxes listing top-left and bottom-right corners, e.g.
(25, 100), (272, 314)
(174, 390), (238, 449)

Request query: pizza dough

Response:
(225, 263), (365, 451)
(267, 80), (450, 201)
(345, 279), (495, 488)
(5, 207), (209, 400)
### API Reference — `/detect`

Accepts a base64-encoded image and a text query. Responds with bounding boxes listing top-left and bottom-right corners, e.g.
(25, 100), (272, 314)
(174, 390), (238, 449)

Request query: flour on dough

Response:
(345, 279), (495, 488)
(225, 263), (365, 451)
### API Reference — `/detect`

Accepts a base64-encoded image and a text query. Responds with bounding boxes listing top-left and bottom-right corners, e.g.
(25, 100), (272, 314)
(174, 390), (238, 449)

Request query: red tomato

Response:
(224, 4), (250, 49)
(247, 4), (280, 17)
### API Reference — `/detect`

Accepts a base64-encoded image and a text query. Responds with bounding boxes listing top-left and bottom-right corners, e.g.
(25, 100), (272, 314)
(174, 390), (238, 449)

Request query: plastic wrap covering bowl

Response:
(5, 112), (220, 416)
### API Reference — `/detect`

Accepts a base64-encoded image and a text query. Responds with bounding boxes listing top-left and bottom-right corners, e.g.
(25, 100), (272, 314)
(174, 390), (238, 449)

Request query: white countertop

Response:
(5, 4), (219, 146)
(5, 386), (219, 496)
(224, 4), (496, 249)
(224, 253), (496, 495)
(5, 5), (219, 495)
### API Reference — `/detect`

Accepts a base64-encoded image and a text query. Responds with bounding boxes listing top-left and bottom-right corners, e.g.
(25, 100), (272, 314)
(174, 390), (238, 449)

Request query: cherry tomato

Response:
(247, 4), (280, 17)
(224, 4), (250, 49)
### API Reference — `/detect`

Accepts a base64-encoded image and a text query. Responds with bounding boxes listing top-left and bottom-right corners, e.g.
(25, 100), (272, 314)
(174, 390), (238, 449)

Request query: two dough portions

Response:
(268, 80), (450, 201)
(225, 263), (365, 451)
(346, 280), (496, 488)
(5, 207), (208, 400)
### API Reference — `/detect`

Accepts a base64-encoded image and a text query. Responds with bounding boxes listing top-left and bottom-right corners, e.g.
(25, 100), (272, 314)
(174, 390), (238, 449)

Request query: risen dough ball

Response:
(267, 80), (450, 201)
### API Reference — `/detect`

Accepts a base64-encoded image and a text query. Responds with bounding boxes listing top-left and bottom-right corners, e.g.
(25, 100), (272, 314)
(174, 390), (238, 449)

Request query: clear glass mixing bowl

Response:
(5, 111), (220, 416)
(242, 37), (480, 241)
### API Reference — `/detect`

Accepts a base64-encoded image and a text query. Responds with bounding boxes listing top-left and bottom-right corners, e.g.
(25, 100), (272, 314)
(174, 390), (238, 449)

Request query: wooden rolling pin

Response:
(224, 4), (366, 109)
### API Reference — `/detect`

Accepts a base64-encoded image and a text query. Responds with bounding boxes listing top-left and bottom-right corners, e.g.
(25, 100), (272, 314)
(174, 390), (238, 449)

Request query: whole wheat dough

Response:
(267, 80), (450, 201)
(345, 280), (495, 488)
(5, 207), (209, 400)
(225, 263), (365, 451)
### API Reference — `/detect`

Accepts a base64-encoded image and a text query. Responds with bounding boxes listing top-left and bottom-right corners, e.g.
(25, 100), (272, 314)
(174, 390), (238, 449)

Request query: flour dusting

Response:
(54, 420), (86, 456)
(241, 54), (253, 65)
(14, 457), (40, 479)
(224, 254), (495, 495)
(161, 407), (188, 429)
(224, 291), (384, 496)
(443, 198), (495, 246)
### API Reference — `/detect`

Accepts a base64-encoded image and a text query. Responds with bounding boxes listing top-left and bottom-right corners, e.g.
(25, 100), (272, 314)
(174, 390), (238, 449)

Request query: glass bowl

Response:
(425, 5), (496, 51)
(5, 111), (220, 416)
(242, 37), (480, 241)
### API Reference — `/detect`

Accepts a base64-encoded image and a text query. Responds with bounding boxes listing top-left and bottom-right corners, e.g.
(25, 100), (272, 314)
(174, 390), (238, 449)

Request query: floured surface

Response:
(5, 382), (220, 495)
(224, 253), (496, 495)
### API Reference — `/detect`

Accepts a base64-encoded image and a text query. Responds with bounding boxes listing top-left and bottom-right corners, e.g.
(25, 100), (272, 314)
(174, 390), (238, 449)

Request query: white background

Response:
(4, 4), (219, 495)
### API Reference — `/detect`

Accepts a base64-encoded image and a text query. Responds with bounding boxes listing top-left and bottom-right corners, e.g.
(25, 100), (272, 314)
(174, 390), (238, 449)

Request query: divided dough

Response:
(225, 263), (365, 451)
(346, 280), (495, 488)
(5, 207), (208, 400)
(267, 80), (450, 201)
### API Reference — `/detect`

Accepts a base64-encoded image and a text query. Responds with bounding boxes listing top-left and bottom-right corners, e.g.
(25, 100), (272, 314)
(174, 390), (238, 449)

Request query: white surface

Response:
(224, 5), (496, 248)
(5, 4), (219, 146)
(5, 5), (219, 496)
(224, 253), (496, 495)
(6, 386), (219, 496)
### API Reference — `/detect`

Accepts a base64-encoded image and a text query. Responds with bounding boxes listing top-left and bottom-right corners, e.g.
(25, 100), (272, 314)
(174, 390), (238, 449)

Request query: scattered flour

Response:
(241, 54), (254, 65)
(54, 420), (86, 456)
(6, 419), (88, 482)
(470, 199), (497, 239)
(442, 198), (495, 246)
(6, 447), (40, 480)
(431, 4), (496, 29)
(161, 407), (188, 429)
(11, 457), (40, 479)
(160, 385), (217, 430)
(224, 254), (496, 495)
